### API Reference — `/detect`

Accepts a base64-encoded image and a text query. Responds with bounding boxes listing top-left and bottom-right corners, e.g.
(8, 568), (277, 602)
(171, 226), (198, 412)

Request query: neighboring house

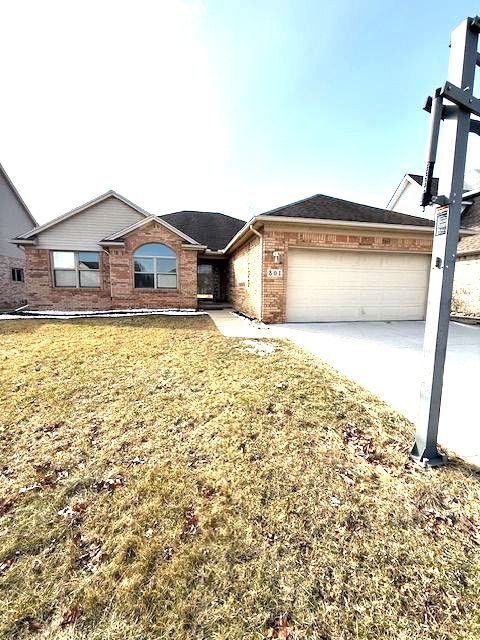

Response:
(387, 173), (438, 220)
(388, 172), (480, 318)
(13, 189), (439, 323)
(0, 163), (37, 308)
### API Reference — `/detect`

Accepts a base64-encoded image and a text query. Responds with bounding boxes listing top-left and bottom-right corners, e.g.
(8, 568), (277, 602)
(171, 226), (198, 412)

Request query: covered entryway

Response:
(286, 248), (430, 322)
(197, 258), (229, 305)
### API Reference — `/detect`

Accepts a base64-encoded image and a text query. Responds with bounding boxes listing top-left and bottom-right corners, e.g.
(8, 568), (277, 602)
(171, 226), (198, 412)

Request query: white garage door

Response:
(286, 249), (430, 322)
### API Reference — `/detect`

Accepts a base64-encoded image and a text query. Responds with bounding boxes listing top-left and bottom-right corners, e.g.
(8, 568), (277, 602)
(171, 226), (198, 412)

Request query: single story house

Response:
(0, 163), (37, 308)
(388, 173), (480, 318)
(13, 189), (442, 323)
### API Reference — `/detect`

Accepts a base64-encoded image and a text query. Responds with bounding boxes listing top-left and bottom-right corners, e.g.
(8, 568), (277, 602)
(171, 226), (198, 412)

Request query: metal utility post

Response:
(411, 16), (480, 467)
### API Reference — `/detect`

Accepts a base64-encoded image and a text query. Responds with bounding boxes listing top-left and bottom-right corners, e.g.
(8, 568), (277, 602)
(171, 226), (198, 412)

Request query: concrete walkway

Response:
(207, 310), (273, 338)
(274, 321), (480, 465)
(208, 311), (480, 464)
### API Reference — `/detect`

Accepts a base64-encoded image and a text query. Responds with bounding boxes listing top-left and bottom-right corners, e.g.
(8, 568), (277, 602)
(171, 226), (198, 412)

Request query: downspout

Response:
(249, 224), (264, 321)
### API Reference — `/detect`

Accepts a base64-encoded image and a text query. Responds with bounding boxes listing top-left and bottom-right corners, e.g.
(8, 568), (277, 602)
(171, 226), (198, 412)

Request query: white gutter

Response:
(256, 215), (435, 233)
(222, 214), (438, 255)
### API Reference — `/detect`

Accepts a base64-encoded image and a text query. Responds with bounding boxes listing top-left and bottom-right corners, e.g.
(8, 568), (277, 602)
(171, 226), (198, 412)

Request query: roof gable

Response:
(101, 215), (200, 245)
(16, 190), (150, 240)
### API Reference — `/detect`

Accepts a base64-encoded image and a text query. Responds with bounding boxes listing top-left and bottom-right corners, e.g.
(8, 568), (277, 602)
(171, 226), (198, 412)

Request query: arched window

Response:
(133, 243), (177, 289)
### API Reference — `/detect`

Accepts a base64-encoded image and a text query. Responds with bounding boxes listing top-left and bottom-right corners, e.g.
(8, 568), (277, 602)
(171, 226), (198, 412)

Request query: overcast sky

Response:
(1, 0), (479, 225)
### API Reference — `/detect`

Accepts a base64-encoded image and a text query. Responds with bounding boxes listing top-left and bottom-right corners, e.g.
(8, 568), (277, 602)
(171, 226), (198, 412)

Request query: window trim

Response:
(133, 244), (178, 290)
(11, 267), (24, 283)
(51, 251), (101, 289)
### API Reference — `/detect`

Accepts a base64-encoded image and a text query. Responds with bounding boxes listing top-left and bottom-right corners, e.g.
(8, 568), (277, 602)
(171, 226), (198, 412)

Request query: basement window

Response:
(11, 268), (24, 282)
(52, 251), (100, 288)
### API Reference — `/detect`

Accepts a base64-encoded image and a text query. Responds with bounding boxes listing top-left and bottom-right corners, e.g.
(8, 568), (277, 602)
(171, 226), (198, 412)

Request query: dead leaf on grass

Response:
(180, 505), (199, 541)
(60, 604), (82, 625)
(265, 613), (294, 639)
(93, 476), (125, 492)
(0, 556), (15, 575)
(163, 546), (175, 560)
(0, 496), (16, 516)
(342, 422), (379, 463)
(76, 540), (107, 573)
(27, 618), (42, 632)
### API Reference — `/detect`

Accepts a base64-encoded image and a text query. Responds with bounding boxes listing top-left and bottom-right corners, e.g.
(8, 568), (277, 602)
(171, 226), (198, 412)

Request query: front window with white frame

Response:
(52, 251), (101, 288)
(133, 243), (177, 289)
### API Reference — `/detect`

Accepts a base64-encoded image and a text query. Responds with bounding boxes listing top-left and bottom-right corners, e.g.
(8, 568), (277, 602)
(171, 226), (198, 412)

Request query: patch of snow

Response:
(240, 339), (278, 356)
(0, 309), (206, 321)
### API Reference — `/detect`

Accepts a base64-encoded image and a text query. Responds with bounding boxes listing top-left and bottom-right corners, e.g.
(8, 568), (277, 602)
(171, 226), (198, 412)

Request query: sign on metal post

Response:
(411, 16), (480, 467)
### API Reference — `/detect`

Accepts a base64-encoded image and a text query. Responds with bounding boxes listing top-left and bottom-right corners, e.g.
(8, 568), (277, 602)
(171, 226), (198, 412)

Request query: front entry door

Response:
(197, 264), (214, 299)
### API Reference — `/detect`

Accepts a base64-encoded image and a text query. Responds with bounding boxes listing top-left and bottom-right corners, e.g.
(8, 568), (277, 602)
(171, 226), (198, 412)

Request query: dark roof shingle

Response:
(408, 173), (439, 196)
(160, 211), (245, 251)
(261, 193), (434, 227)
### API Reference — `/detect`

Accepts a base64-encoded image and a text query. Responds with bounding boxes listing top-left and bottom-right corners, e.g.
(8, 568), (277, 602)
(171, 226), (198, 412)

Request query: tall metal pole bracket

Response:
(410, 16), (480, 468)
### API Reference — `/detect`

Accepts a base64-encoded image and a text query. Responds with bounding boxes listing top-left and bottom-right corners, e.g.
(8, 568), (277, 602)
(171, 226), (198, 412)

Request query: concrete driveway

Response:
(275, 321), (480, 464)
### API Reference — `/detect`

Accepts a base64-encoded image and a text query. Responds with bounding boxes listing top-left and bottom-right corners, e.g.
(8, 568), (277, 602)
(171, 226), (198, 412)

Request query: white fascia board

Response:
(16, 190), (152, 239)
(103, 215), (200, 245)
(181, 244), (207, 251)
(223, 215), (435, 254)
(386, 175), (412, 210)
(256, 215), (435, 233)
(462, 188), (480, 199)
(11, 237), (36, 245)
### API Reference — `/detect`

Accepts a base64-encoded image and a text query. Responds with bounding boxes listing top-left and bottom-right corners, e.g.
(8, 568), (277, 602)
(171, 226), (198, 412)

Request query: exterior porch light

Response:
(272, 251), (282, 264)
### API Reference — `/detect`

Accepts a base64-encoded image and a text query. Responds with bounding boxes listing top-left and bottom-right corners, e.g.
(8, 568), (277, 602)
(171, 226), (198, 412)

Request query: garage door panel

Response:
(286, 249), (430, 322)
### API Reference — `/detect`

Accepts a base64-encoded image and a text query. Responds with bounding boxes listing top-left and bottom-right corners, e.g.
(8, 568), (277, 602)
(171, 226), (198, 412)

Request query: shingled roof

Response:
(408, 173), (439, 196)
(160, 211), (245, 251)
(261, 193), (435, 227)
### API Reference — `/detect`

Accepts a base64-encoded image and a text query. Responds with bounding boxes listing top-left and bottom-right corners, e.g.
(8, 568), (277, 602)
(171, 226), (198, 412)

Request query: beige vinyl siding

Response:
(36, 197), (145, 250)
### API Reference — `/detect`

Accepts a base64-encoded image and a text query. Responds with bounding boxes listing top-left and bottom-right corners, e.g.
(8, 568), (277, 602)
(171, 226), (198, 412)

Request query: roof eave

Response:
(223, 215), (435, 254)
(11, 237), (37, 246)
(181, 244), (207, 251)
(256, 215), (434, 232)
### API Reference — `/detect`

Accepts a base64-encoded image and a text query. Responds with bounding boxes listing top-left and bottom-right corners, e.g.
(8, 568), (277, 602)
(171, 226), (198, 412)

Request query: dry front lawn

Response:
(1, 315), (480, 640)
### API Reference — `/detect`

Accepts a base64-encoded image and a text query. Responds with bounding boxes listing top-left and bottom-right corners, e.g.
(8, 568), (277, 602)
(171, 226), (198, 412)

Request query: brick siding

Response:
(227, 235), (262, 318)
(0, 254), (27, 309)
(24, 220), (198, 310)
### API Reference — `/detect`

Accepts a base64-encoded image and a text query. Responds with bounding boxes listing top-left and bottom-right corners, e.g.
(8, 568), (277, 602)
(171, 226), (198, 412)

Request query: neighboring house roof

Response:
(160, 211), (245, 251)
(0, 162), (37, 227)
(460, 194), (480, 232)
(407, 173), (439, 195)
(386, 172), (438, 212)
(260, 193), (434, 227)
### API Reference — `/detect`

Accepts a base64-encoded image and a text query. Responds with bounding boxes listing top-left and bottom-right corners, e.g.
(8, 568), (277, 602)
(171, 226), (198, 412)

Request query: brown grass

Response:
(1, 315), (480, 640)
